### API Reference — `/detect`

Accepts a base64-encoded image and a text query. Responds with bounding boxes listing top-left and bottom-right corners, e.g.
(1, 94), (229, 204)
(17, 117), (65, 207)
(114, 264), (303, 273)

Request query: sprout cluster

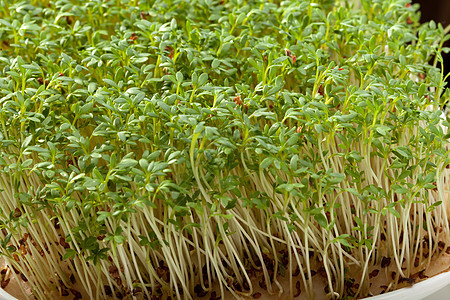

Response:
(0, 0), (449, 299)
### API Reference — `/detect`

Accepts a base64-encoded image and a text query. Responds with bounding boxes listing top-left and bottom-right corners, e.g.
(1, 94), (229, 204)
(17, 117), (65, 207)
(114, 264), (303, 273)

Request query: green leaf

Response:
(314, 213), (328, 228)
(117, 158), (138, 169)
(62, 249), (77, 260)
(88, 82), (97, 93)
(376, 125), (391, 136)
(103, 78), (118, 88)
(84, 179), (100, 188)
(97, 211), (110, 222)
(21, 135), (33, 149)
(260, 157), (274, 169)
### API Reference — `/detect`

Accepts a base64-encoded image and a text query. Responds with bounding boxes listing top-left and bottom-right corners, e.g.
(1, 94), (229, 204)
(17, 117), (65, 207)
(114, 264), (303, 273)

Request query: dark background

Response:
(413, 0), (450, 26)
(414, 0), (450, 94)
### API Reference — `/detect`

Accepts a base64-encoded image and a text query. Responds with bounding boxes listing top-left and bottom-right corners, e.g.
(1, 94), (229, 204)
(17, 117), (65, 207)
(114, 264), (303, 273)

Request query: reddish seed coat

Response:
(369, 269), (379, 278)
(381, 256), (391, 268)
(294, 280), (301, 297)
(1, 279), (10, 289)
(233, 95), (242, 106)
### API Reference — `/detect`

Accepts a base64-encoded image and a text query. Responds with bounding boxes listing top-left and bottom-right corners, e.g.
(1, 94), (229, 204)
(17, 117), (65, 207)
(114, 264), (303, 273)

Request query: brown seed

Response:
(381, 257), (391, 268)
(233, 95), (242, 106)
(318, 85), (324, 96)
(70, 274), (76, 284)
(253, 292), (262, 299)
(58, 279), (67, 289)
(61, 289), (69, 296)
(233, 281), (242, 292)
(225, 277), (233, 287)
(293, 266), (300, 276)
(13, 208), (22, 218)
(104, 285), (112, 295)
(369, 269), (379, 279)
(12, 254), (19, 262)
(197, 290), (207, 297)
(399, 277), (415, 285)
(344, 278), (354, 289)
(130, 33), (138, 42)
(391, 271), (396, 280)
(20, 273), (28, 282)
(294, 280), (301, 297)
(414, 257), (420, 267)
(109, 266), (118, 274)
(194, 284), (203, 293)
(60, 237), (70, 249)
(70, 288), (82, 299)
(1, 279), (10, 289)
